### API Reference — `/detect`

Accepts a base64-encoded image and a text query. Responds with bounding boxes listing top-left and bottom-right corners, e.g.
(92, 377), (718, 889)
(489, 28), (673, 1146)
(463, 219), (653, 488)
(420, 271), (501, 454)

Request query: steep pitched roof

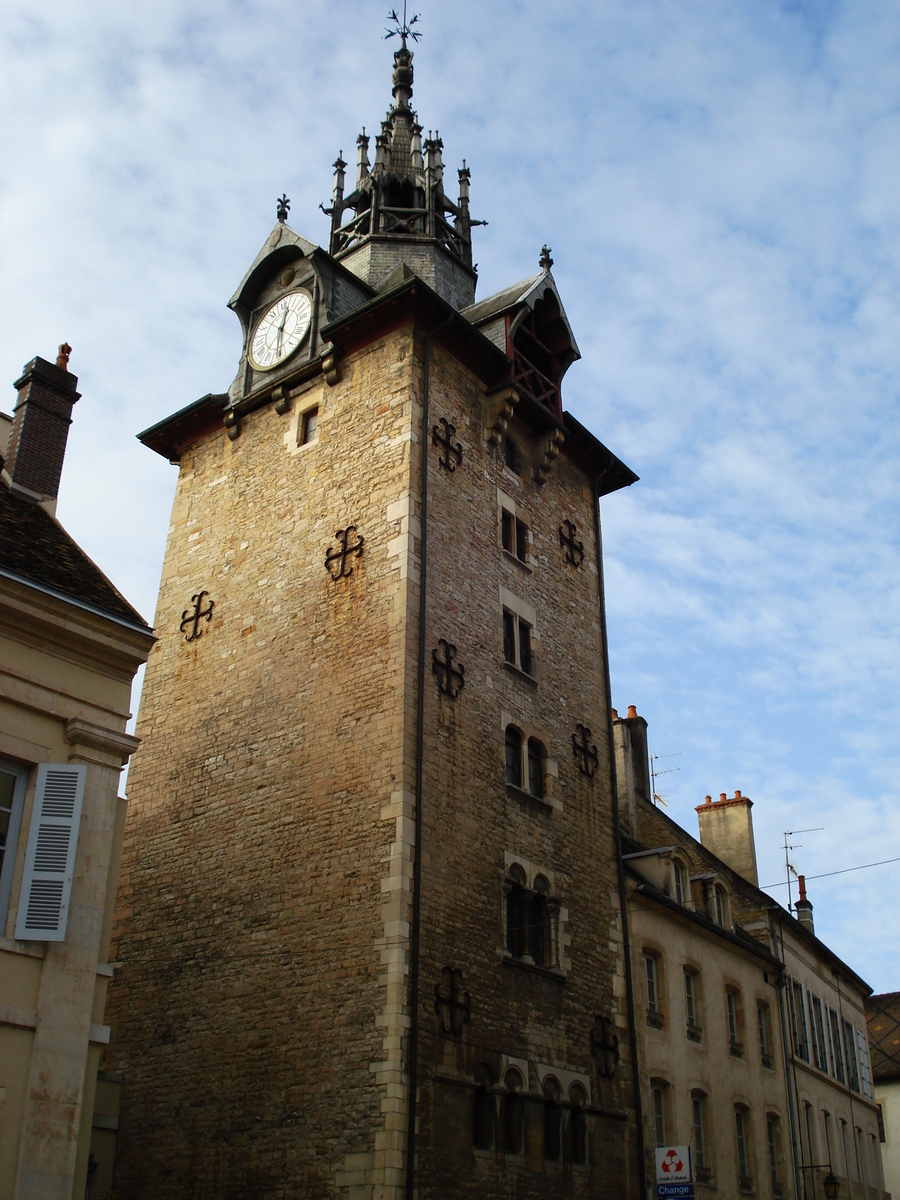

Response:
(867, 992), (900, 1082)
(0, 482), (149, 629)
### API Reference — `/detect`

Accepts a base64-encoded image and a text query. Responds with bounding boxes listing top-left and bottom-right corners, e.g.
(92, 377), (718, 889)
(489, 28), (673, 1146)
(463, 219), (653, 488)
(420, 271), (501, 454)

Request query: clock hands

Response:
(275, 305), (289, 356)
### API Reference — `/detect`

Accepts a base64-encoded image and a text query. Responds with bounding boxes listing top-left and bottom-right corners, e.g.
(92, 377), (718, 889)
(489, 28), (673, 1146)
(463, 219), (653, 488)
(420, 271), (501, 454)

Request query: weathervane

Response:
(277, 194), (291, 223)
(385, 2), (421, 42)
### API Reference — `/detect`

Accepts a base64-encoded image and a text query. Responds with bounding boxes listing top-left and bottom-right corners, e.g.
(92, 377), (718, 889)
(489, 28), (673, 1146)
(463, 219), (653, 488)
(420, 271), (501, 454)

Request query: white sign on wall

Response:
(655, 1146), (692, 1184)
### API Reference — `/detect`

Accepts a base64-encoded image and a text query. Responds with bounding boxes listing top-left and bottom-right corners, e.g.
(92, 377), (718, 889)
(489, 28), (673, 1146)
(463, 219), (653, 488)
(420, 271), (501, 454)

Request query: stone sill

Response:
(506, 783), (560, 814)
(502, 660), (538, 689)
(502, 954), (566, 983)
(501, 548), (532, 573)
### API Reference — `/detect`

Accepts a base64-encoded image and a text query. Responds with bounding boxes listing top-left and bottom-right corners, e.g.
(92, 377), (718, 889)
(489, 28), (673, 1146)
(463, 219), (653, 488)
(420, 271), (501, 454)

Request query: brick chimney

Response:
(3, 345), (80, 516)
(695, 789), (759, 886)
(795, 874), (815, 935)
(612, 704), (650, 837)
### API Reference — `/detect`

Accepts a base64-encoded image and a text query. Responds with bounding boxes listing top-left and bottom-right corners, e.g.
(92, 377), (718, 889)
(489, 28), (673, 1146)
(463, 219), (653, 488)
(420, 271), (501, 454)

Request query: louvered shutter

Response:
(857, 1028), (874, 1099)
(14, 763), (86, 942)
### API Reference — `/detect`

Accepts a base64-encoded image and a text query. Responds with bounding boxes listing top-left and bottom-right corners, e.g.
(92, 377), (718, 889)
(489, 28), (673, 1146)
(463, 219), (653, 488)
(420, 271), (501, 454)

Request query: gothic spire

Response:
(325, 19), (484, 309)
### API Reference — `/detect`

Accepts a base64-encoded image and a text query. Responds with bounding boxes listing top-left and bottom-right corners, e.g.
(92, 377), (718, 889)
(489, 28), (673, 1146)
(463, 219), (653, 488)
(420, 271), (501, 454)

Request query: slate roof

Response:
(460, 272), (544, 326)
(867, 992), (900, 1082)
(0, 481), (149, 628)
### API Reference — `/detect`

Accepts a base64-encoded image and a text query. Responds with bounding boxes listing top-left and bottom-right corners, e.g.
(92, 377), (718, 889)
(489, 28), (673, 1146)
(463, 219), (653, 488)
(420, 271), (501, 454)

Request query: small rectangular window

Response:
(518, 623), (532, 675)
(644, 954), (662, 1026)
(502, 611), (516, 664)
(515, 517), (528, 561)
(877, 1104), (886, 1144)
(301, 407), (318, 444)
(504, 436), (520, 474)
(501, 510), (514, 553)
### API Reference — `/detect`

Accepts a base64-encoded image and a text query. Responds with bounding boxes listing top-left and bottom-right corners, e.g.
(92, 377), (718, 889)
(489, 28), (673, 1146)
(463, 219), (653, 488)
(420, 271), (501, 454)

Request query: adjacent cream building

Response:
(0, 350), (154, 1200)
(866, 994), (900, 1200)
(614, 705), (888, 1200)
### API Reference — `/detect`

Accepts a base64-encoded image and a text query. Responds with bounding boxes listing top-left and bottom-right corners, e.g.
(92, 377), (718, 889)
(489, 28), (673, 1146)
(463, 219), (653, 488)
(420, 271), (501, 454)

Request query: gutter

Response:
(406, 314), (452, 1200)
(592, 471), (648, 1200)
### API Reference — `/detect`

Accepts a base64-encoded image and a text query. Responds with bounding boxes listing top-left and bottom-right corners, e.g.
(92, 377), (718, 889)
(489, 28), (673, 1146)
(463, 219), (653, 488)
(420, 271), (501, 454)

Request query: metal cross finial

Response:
(432, 417), (463, 473)
(277, 194), (291, 223)
(325, 526), (364, 580)
(385, 2), (421, 42)
(434, 967), (470, 1037)
(180, 591), (214, 643)
(559, 519), (585, 568)
(432, 639), (465, 699)
(540, 245), (554, 271)
(572, 723), (599, 778)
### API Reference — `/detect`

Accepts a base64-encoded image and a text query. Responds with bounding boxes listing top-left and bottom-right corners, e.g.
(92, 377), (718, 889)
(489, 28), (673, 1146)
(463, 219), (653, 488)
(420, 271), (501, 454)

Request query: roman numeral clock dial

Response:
(249, 290), (312, 370)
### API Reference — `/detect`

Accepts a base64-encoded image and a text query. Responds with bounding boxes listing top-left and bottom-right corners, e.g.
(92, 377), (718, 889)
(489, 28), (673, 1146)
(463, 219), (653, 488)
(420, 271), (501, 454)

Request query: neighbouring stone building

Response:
(103, 30), (646, 1200)
(867, 994), (900, 1200)
(0, 349), (154, 1200)
(615, 705), (888, 1200)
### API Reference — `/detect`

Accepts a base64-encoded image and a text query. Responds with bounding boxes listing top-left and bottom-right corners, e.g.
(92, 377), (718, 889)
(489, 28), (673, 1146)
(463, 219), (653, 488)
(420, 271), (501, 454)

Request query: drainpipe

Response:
(406, 312), (452, 1200)
(592, 473), (648, 1200)
(774, 914), (804, 1200)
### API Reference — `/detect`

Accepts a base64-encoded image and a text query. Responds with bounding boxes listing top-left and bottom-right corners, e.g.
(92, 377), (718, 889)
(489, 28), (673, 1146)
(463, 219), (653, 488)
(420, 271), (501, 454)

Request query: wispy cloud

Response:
(1, 0), (897, 987)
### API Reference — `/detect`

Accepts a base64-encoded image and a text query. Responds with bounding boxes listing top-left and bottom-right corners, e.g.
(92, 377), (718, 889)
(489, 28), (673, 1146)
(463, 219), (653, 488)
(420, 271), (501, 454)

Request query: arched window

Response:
(502, 1067), (525, 1155)
(766, 1113), (784, 1196)
(683, 968), (702, 1040)
(673, 858), (688, 905)
(651, 1079), (670, 1148)
(726, 988), (744, 1056)
(713, 883), (729, 928)
(505, 726), (523, 787)
(644, 951), (664, 1027)
(691, 1091), (711, 1182)
(543, 1076), (562, 1162)
(506, 868), (554, 968)
(734, 1105), (753, 1190)
(757, 1002), (774, 1068)
(568, 1083), (587, 1165)
(527, 739), (545, 799)
(473, 1063), (495, 1150)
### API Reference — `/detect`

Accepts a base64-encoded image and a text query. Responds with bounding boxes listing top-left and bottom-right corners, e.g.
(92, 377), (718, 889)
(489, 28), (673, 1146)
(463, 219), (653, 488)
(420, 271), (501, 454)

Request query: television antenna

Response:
(782, 827), (823, 913)
(650, 752), (681, 808)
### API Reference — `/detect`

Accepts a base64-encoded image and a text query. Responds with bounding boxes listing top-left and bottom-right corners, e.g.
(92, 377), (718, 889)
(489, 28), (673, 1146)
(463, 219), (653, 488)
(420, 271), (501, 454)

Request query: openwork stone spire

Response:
(323, 30), (485, 309)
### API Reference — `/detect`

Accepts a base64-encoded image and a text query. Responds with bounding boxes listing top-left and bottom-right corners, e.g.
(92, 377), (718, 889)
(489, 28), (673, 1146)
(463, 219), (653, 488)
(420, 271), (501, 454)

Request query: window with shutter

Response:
(14, 763), (86, 942)
(0, 760), (29, 930)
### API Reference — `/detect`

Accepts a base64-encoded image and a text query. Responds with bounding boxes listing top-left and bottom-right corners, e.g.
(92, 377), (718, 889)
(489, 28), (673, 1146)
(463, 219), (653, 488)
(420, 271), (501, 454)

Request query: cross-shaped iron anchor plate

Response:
(325, 526), (364, 579)
(180, 591), (214, 642)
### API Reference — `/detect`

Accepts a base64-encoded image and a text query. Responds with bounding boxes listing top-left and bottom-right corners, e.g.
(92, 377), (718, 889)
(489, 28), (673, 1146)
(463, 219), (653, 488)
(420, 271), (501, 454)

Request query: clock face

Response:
(249, 290), (312, 371)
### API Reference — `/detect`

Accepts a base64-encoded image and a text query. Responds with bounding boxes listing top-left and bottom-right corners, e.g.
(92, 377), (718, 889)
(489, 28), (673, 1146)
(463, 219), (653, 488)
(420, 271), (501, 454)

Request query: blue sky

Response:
(1, 0), (898, 989)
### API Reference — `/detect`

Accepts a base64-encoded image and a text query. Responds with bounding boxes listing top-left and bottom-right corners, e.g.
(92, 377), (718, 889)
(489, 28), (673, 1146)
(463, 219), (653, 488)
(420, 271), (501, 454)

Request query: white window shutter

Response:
(15, 764), (86, 942)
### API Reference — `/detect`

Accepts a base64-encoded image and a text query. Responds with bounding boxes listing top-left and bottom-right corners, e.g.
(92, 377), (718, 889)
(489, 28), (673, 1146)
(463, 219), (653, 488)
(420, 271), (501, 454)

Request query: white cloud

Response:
(1, 0), (898, 988)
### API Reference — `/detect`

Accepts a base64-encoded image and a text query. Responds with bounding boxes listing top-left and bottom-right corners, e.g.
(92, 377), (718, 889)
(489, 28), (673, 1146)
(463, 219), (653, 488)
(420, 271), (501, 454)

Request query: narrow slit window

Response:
(301, 406), (318, 444)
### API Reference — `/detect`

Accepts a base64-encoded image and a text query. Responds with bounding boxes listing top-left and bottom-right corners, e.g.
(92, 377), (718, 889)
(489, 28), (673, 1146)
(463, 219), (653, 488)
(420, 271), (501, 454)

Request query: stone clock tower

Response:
(105, 27), (644, 1200)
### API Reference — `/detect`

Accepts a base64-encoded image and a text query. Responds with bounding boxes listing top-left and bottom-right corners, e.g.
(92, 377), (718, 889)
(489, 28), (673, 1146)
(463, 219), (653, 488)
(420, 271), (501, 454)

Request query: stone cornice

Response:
(65, 718), (140, 765)
(0, 573), (155, 683)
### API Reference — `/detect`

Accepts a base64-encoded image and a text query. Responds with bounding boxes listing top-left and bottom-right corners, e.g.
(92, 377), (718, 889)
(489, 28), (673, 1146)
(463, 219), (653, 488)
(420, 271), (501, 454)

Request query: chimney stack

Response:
(612, 704), (651, 838)
(795, 874), (815, 935)
(695, 790), (759, 886)
(3, 346), (80, 516)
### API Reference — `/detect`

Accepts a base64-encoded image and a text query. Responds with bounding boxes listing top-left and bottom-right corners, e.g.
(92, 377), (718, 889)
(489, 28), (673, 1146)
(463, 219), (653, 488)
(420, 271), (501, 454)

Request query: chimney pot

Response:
(720, 793), (727, 802)
(798, 874), (807, 902)
(610, 708), (619, 720)
(734, 789), (742, 799)
(627, 705), (638, 719)
(705, 795), (712, 805)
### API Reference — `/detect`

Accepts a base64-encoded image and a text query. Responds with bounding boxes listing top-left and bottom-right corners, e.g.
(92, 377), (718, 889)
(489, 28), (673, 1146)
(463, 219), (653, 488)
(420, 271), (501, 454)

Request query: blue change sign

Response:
(656, 1186), (695, 1199)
